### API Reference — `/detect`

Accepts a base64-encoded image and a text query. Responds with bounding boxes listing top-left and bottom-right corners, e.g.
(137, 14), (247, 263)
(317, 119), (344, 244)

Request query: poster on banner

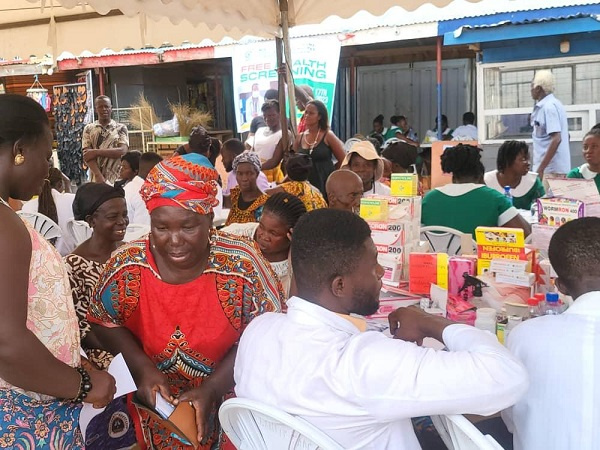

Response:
(231, 37), (342, 133)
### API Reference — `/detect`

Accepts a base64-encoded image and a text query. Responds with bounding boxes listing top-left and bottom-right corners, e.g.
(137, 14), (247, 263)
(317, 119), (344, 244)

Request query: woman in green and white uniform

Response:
(567, 127), (600, 192)
(484, 140), (545, 210)
(422, 144), (531, 237)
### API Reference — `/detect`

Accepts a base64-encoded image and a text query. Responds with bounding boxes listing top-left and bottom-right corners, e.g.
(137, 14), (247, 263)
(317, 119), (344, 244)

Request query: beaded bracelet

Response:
(72, 367), (93, 404)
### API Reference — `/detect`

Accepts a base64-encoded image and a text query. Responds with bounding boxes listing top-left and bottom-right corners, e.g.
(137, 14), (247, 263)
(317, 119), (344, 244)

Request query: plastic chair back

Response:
(420, 225), (477, 256)
(219, 398), (344, 450)
(66, 219), (93, 245)
(431, 415), (504, 450)
(17, 211), (62, 240)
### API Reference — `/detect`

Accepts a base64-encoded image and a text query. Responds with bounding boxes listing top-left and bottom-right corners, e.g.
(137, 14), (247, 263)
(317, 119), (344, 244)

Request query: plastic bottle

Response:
(527, 297), (541, 319)
(503, 186), (513, 205)
(474, 308), (497, 334)
(544, 292), (562, 315)
(504, 315), (523, 342)
(496, 309), (508, 345)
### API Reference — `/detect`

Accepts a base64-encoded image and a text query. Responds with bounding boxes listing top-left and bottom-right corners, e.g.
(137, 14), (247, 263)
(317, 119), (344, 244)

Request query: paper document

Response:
(78, 353), (137, 440)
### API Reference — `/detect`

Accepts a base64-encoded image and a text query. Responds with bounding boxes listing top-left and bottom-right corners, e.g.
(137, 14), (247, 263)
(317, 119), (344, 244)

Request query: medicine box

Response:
(409, 252), (449, 294)
(537, 197), (584, 227)
(360, 198), (389, 222)
(391, 173), (419, 197)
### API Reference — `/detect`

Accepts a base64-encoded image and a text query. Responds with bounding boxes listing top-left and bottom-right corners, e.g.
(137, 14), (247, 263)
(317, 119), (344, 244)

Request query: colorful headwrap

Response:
(232, 151), (262, 174)
(140, 153), (219, 215)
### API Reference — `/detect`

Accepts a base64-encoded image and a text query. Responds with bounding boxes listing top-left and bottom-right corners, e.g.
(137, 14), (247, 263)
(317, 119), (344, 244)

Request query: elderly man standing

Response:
(82, 95), (129, 184)
(530, 70), (570, 178)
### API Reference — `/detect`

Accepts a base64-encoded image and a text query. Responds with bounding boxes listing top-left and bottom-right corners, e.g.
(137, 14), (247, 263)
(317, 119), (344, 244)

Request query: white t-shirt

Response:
(503, 291), (600, 450)
(247, 127), (282, 161)
(123, 176), (149, 226)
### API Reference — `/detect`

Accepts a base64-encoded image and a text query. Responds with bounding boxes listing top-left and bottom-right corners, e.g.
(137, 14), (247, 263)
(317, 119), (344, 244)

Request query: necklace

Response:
(0, 197), (10, 208)
(302, 130), (321, 154)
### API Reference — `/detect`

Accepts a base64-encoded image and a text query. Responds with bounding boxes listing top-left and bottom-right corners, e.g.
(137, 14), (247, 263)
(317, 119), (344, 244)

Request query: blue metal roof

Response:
(443, 14), (600, 45)
(438, 4), (600, 34)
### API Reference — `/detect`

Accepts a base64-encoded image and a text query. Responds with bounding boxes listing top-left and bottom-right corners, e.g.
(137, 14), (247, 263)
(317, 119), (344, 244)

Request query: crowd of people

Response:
(0, 66), (598, 450)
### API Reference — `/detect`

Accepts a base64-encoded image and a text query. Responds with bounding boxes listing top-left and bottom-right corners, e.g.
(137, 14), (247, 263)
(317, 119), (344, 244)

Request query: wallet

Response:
(132, 393), (199, 448)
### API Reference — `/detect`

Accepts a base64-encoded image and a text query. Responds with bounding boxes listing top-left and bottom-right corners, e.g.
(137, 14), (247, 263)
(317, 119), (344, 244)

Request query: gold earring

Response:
(14, 154), (25, 166)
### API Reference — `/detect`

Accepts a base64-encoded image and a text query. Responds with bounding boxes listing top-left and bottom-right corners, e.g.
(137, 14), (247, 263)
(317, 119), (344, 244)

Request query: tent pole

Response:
(436, 35), (442, 140)
(276, 37), (289, 154)
(279, 0), (297, 134)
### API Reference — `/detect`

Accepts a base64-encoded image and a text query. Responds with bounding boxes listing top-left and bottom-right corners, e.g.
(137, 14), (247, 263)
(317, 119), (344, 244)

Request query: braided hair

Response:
(38, 167), (61, 224)
(263, 192), (307, 229)
(440, 144), (484, 180)
(497, 141), (529, 172)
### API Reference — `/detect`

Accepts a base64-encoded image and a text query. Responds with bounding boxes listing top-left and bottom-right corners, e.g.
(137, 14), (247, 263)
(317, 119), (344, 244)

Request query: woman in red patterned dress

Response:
(88, 153), (284, 449)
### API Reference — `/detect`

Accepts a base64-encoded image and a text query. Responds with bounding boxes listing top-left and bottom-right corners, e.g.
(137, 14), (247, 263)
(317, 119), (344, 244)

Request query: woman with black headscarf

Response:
(65, 182), (135, 449)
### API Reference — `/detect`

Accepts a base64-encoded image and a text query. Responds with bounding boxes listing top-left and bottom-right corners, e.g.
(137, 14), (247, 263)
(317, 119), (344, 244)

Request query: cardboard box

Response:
(409, 253), (449, 294)
(475, 227), (529, 275)
(391, 173), (418, 197)
(431, 141), (478, 189)
(369, 221), (410, 255)
(537, 197), (584, 227)
(378, 253), (403, 286)
(448, 256), (478, 298)
(360, 198), (389, 222)
(366, 289), (421, 320)
(365, 195), (422, 222)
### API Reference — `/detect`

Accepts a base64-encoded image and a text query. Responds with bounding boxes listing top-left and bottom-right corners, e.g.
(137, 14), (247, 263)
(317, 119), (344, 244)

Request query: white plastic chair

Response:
(420, 225), (477, 256)
(17, 211), (62, 240)
(431, 415), (504, 450)
(219, 398), (344, 450)
(66, 219), (93, 245)
(124, 223), (150, 242)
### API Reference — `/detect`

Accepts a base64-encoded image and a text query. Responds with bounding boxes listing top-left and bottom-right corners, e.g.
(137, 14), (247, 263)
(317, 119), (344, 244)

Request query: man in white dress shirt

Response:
(503, 217), (600, 450)
(235, 208), (528, 450)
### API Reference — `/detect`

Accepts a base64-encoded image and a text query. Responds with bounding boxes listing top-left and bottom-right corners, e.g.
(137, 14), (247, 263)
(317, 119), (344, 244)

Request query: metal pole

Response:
(436, 36), (443, 140)
(280, 0), (297, 134)
(276, 37), (289, 154)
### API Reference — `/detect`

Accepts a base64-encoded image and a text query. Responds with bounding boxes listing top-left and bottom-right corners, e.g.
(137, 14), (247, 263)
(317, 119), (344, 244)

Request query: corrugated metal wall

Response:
(355, 59), (473, 142)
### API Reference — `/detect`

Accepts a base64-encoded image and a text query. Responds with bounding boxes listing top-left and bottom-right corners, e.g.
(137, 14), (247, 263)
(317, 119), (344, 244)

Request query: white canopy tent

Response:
(7, 0), (486, 141)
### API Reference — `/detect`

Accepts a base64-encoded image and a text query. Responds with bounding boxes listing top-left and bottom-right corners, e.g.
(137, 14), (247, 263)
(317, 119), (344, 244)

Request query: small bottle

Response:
(496, 309), (508, 345)
(530, 200), (538, 221)
(474, 308), (497, 334)
(526, 297), (541, 319)
(544, 292), (562, 315)
(503, 186), (513, 205)
(504, 315), (523, 342)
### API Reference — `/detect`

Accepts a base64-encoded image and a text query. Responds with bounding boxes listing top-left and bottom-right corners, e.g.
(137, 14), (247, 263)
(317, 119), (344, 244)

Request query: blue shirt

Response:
(531, 93), (570, 174)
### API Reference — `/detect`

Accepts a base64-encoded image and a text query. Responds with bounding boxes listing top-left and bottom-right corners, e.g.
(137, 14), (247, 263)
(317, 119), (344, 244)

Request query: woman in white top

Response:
(484, 140), (545, 210)
(221, 192), (307, 297)
(21, 167), (76, 255)
(341, 139), (391, 196)
(246, 100), (288, 183)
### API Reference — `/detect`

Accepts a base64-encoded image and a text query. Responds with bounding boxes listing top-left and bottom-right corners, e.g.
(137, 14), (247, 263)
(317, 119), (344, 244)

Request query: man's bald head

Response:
(326, 169), (364, 213)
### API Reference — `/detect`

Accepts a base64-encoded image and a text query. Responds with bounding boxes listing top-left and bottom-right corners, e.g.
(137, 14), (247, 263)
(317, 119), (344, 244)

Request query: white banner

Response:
(231, 36), (342, 133)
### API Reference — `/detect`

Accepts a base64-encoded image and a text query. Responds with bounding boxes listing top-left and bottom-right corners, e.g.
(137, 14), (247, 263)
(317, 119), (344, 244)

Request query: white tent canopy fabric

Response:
(52, 0), (475, 35)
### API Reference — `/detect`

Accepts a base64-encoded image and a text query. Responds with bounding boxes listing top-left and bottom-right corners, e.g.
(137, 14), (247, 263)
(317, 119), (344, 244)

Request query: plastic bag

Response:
(153, 116), (179, 137)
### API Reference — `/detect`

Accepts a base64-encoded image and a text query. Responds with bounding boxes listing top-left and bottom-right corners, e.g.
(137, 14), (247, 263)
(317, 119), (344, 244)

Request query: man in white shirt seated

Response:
(123, 152), (162, 225)
(235, 208), (528, 450)
(502, 217), (600, 450)
(452, 112), (478, 141)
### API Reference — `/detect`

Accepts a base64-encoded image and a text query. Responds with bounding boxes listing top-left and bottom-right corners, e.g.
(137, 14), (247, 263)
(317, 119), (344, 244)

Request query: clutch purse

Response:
(132, 393), (199, 448)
